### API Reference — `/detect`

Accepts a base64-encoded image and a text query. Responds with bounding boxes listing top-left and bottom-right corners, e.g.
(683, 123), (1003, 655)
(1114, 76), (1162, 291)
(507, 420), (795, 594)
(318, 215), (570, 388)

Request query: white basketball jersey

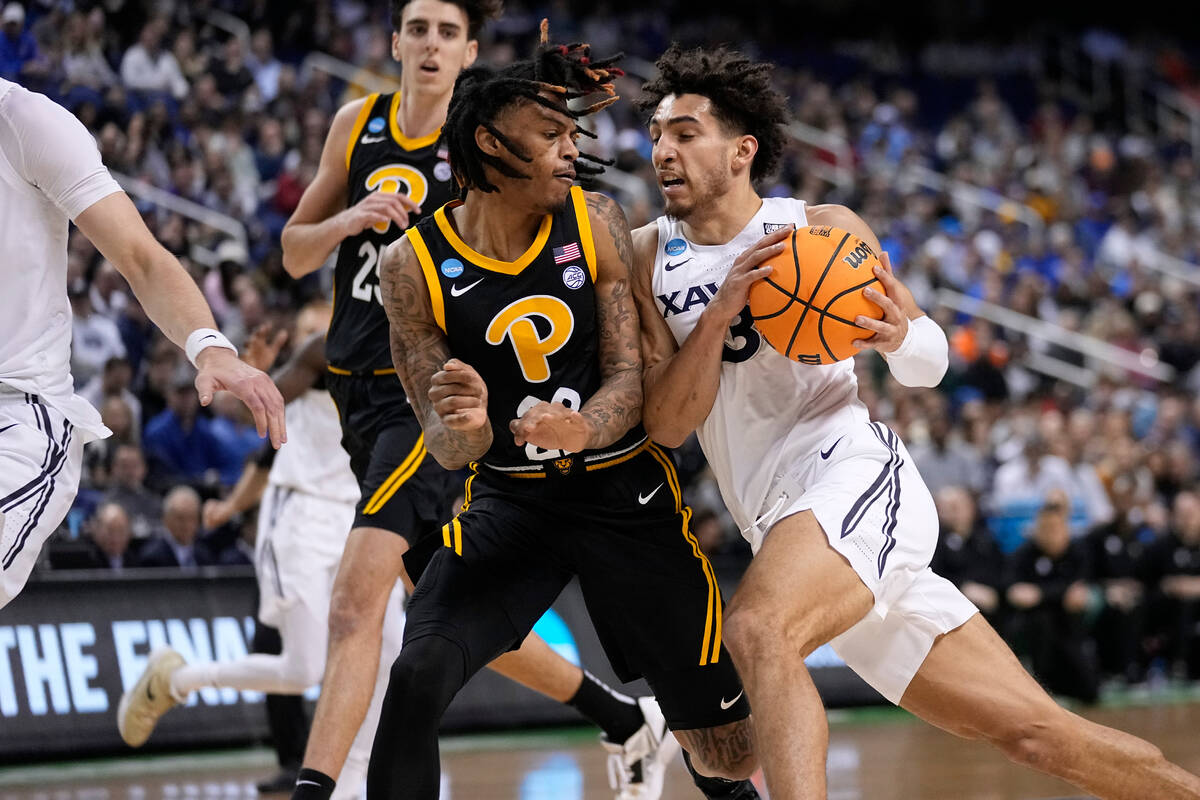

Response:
(0, 78), (121, 442)
(269, 388), (360, 505)
(652, 197), (868, 549)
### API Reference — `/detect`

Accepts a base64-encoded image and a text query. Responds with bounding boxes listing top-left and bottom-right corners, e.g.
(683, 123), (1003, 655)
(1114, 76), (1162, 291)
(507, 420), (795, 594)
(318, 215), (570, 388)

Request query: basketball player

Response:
(116, 301), (404, 798)
(280, 4), (669, 798)
(369, 29), (760, 800)
(0, 76), (284, 611)
(633, 45), (1200, 799)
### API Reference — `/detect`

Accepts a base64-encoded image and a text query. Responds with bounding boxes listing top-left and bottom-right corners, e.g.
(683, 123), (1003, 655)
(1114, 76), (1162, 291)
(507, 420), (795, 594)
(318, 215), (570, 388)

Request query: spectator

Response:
(103, 444), (163, 541)
(991, 435), (1079, 514)
(930, 486), (1004, 624)
(136, 339), (181, 425)
(909, 409), (988, 495)
(209, 35), (254, 99)
(1146, 490), (1200, 680)
(80, 356), (142, 432)
(247, 29), (282, 103)
(0, 3), (39, 82)
(119, 18), (188, 100)
(137, 486), (220, 569)
(1006, 492), (1100, 702)
(208, 391), (266, 486)
(1086, 474), (1154, 683)
(70, 278), (127, 389)
(60, 10), (118, 90)
(87, 503), (137, 571)
(142, 368), (228, 490)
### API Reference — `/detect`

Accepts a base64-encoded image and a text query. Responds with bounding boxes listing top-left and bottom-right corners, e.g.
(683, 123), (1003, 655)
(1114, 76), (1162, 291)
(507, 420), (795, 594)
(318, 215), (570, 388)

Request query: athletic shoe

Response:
(256, 768), (300, 794)
(682, 749), (762, 799)
(116, 647), (185, 747)
(603, 695), (680, 800)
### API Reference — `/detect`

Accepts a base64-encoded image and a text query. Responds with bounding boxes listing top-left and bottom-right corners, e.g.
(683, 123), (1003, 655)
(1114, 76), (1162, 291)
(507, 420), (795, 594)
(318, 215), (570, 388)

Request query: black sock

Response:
(682, 750), (761, 799)
(290, 768), (335, 800)
(567, 669), (645, 744)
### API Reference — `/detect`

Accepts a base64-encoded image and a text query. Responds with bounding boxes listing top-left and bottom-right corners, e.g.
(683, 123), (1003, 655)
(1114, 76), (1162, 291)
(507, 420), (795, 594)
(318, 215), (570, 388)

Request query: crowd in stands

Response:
(7, 0), (1199, 700)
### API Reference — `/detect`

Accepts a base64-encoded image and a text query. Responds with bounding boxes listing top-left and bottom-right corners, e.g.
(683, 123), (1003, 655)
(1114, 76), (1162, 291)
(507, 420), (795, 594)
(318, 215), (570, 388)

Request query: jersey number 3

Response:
(722, 306), (761, 363)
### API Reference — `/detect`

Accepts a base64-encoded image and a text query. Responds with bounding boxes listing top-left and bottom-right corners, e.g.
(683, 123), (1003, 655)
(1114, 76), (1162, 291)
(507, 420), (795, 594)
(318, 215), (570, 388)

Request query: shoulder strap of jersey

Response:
(344, 92), (381, 170)
(406, 222), (447, 333)
(568, 186), (597, 282)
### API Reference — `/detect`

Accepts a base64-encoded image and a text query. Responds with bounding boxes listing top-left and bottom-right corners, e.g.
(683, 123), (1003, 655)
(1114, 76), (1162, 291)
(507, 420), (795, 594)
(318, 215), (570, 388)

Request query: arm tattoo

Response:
(380, 240), (492, 468)
(581, 193), (644, 449)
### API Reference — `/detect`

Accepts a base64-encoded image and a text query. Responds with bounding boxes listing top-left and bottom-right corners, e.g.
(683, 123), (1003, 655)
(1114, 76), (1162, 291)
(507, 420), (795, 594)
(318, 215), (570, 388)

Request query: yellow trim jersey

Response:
(408, 186), (643, 474)
(327, 92), (458, 373)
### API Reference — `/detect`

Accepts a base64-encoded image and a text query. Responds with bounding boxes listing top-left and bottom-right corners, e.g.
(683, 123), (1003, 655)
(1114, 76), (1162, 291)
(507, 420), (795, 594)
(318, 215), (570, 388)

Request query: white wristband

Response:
(185, 328), (238, 367)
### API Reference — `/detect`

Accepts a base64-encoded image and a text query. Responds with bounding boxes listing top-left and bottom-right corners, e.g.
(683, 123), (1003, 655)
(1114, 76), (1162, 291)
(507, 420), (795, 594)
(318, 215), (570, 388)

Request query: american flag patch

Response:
(553, 242), (582, 264)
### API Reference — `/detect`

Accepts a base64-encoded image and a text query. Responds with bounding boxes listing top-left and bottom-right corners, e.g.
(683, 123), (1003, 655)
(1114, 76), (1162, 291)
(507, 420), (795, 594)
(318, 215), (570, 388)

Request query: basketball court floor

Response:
(3, 699), (1199, 799)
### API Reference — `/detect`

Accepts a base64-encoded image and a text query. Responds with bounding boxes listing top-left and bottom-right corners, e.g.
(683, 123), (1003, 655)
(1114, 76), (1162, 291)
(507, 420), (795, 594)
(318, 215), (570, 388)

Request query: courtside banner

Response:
(0, 569), (878, 760)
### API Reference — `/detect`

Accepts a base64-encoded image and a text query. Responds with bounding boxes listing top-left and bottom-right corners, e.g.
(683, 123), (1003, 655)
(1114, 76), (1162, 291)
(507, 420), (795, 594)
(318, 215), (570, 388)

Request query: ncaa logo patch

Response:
(434, 161), (452, 182)
(440, 258), (464, 278)
(561, 265), (586, 290)
(664, 237), (687, 256)
(367, 117), (386, 134)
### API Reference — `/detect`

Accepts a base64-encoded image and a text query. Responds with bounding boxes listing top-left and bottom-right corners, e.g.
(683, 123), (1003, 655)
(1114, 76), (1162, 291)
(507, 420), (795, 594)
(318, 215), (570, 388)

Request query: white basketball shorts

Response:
(763, 420), (978, 704)
(255, 483), (356, 627)
(0, 388), (84, 608)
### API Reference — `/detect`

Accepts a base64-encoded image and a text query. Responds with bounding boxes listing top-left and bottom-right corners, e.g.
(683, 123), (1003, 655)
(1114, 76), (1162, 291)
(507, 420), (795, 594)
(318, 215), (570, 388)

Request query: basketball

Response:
(748, 225), (885, 365)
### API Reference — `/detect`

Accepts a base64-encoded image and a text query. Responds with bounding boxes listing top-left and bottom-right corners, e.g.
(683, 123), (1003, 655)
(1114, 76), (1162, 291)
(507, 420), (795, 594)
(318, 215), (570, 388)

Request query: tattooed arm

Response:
(381, 236), (494, 469)
(509, 192), (643, 454)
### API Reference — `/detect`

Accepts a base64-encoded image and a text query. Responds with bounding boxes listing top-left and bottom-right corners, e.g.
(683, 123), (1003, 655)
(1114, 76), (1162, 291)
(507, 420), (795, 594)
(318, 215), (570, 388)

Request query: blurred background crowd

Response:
(6, 0), (1200, 704)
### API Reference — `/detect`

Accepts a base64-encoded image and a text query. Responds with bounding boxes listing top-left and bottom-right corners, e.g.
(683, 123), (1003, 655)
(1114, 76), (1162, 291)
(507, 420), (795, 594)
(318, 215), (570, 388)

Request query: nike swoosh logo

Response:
(664, 257), (693, 271)
(360, 134), (387, 144)
(296, 780), (322, 787)
(450, 279), (484, 297)
(200, 334), (217, 342)
(820, 436), (846, 460)
(720, 690), (744, 710)
(0, 423), (16, 435)
(638, 483), (663, 505)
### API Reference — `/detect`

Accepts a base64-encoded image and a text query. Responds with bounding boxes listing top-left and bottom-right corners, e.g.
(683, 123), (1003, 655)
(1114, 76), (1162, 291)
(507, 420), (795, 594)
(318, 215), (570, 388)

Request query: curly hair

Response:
(444, 19), (623, 194)
(637, 44), (789, 183)
(390, 0), (503, 39)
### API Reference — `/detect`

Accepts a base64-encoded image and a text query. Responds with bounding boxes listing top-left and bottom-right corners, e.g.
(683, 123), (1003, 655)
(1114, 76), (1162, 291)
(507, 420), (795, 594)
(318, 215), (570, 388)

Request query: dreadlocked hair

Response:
(637, 44), (789, 183)
(390, 0), (503, 40)
(444, 18), (624, 195)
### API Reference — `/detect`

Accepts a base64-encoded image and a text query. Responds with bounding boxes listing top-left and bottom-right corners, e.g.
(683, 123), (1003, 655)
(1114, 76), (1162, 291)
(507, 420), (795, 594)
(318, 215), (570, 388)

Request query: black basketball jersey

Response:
(408, 185), (646, 474)
(327, 91), (458, 373)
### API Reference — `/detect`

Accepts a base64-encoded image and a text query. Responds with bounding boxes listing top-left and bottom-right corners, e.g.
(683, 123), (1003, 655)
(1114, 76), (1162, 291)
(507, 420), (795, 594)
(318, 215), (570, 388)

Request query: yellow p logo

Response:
(485, 296), (575, 383)
(365, 165), (429, 233)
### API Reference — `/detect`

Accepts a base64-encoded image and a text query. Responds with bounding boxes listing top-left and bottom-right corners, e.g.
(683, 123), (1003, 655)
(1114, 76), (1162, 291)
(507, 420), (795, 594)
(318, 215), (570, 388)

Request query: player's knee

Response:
(327, 582), (386, 644)
(384, 635), (466, 720)
(724, 598), (822, 666)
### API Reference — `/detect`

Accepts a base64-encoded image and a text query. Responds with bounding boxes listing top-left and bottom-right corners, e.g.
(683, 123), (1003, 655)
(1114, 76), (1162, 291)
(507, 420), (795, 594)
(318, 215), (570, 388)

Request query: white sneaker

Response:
(603, 696), (680, 800)
(116, 647), (185, 747)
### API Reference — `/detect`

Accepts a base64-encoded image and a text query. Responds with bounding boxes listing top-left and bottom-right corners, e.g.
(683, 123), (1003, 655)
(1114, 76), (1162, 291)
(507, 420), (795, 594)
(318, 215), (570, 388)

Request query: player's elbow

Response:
(280, 226), (315, 278)
(644, 415), (690, 449)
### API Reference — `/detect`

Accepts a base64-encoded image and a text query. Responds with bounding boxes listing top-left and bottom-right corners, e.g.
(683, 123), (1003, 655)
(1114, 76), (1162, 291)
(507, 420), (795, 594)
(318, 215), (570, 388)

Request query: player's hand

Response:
(339, 191), (422, 237)
(195, 347), (287, 448)
(243, 324), (289, 372)
(510, 402), (592, 454)
(202, 498), (233, 530)
(429, 359), (489, 431)
(852, 254), (915, 354)
(705, 226), (792, 326)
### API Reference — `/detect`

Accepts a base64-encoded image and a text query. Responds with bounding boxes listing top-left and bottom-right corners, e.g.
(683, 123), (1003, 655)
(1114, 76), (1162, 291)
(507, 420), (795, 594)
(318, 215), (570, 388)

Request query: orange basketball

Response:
(748, 225), (885, 365)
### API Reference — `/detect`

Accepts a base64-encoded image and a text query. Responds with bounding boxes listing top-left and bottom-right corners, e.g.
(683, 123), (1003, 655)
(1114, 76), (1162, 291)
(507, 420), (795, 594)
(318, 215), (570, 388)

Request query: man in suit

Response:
(138, 485), (220, 568)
